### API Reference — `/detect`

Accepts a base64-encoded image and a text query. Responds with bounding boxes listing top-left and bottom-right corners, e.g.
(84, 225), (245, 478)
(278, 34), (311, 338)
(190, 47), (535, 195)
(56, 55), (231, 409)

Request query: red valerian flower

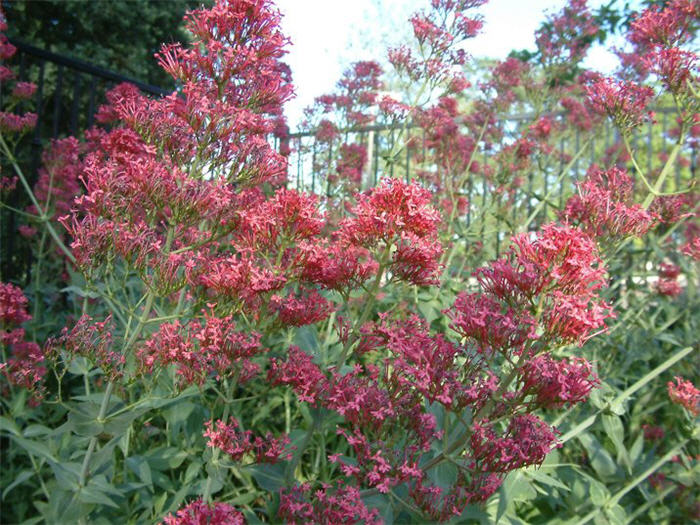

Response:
(470, 414), (561, 473)
(667, 376), (700, 415)
(340, 178), (444, 286)
(204, 417), (292, 464)
(137, 311), (264, 385)
(519, 354), (599, 408)
(279, 482), (381, 525)
(0, 283), (46, 402)
(269, 289), (334, 327)
(562, 167), (657, 240)
(162, 499), (244, 525)
(585, 77), (655, 132)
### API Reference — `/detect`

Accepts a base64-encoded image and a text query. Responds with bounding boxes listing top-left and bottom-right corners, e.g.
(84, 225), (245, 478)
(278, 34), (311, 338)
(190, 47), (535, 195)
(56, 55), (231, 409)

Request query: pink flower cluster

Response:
(204, 417), (292, 464)
(340, 178), (443, 286)
(656, 262), (683, 297)
(0, 12), (37, 136)
(585, 77), (655, 132)
(0, 283), (45, 401)
(54, 315), (124, 381)
(458, 224), (612, 349)
(535, 0), (599, 64)
(562, 167), (657, 240)
(137, 311), (264, 385)
(279, 482), (381, 525)
(162, 499), (244, 525)
(667, 376), (700, 415)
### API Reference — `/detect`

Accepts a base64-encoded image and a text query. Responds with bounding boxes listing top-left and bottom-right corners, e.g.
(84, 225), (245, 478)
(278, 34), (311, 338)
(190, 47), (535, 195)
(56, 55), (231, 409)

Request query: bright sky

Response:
(276, 0), (638, 130)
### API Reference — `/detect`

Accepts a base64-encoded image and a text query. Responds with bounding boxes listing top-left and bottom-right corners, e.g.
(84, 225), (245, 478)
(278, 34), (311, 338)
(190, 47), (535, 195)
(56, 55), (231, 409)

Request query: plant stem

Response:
(0, 133), (76, 264)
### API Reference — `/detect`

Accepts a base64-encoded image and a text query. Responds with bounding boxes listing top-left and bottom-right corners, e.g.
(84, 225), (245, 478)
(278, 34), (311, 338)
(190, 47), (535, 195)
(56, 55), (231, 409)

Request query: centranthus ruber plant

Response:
(1, 0), (698, 524)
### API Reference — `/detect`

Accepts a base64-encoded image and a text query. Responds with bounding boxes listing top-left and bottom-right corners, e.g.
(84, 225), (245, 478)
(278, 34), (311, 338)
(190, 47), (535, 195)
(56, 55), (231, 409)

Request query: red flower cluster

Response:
(204, 417), (292, 464)
(0, 283), (45, 401)
(667, 376), (700, 415)
(0, 10), (37, 137)
(562, 167), (657, 240)
(535, 0), (599, 65)
(461, 224), (612, 349)
(279, 482), (381, 525)
(340, 178), (443, 286)
(162, 499), (244, 525)
(585, 77), (655, 132)
(520, 354), (599, 408)
(55, 315), (124, 381)
(138, 311), (264, 385)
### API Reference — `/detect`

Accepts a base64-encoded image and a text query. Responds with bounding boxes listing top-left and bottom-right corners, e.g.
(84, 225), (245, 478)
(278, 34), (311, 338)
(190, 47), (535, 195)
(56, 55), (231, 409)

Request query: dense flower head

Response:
(236, 187), (324, 251)
(656, 278), (683, 297)
(520, 354), (599, 408)
(11, 81), (37, 100)
(628, 0), (699, 49)
(667, 376), (700, 415)
(585, 77), (655, 132)
(1, 340), (46, 399)
(137, 311), (264, 385)
(535, 0), (599, 64)
(298, 240), (378, 292)
(646, 46), (698, 96)
(470, 414), (561, 473)
(269, 289), (333, 327)
(279, 482), (381, 525)
(268, 345), (328, 404)
(467, 224), (613, 347)
(562, 167), (657, 239)
(341, 178), (440, 245)
(204, 417), (292, 464)
(642, 424), (665, 442)
(659, 262), (681, 279)
(162, 499), (244, 525)
(336, 143), (367, 185)
(450, 291), (538, 356)
(0, 282), (31, 327)
(28, 137), (83, 221)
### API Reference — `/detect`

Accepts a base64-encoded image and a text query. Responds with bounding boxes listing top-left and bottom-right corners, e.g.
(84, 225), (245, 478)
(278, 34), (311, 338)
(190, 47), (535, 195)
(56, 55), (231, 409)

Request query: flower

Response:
(667, 376), (700, 415)
(162, 499), (244, 525)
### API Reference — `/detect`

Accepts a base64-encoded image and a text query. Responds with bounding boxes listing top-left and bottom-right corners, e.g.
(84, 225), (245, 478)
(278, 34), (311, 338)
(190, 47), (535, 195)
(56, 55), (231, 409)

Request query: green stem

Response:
(78, 381), (114, 487)
(0, 133), (76, 264)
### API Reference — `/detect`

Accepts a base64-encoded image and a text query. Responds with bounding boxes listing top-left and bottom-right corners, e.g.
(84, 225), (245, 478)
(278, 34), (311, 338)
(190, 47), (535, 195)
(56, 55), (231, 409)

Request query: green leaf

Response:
(602, 414), (630, 470)
(60, 285), (100, 299)
(145, 447), (188, 470)
(78, 486), (119, 508)
(578, 433), (617, 478)
(588, 477), (610, 507)
(10, 435), (57, 463)
(0, 416), (21, 436)
(126, 456), (153, 487)
(23, 424), (51, 438)
(248, 463), (287, 492)
(2, 469), (33, 499)
(629, 433), (644, 465)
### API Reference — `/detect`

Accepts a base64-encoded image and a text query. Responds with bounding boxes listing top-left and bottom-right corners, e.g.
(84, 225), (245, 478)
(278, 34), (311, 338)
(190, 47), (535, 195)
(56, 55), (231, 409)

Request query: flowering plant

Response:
(1, 1), (697, 524)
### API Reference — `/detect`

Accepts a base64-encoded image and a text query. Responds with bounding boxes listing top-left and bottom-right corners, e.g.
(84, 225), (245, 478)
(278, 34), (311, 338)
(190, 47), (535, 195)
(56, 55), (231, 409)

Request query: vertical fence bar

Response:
(52, 65), (64, 138)
(373, 130), (379, 186)
(405, 135), (410, 183)
(70, 72), (82, 136)
(86, 76), (97, 128)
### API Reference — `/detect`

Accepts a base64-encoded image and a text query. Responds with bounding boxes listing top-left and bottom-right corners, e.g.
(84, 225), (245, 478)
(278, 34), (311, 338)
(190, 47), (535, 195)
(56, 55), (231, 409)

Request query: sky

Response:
(275, 0), (634, 130)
